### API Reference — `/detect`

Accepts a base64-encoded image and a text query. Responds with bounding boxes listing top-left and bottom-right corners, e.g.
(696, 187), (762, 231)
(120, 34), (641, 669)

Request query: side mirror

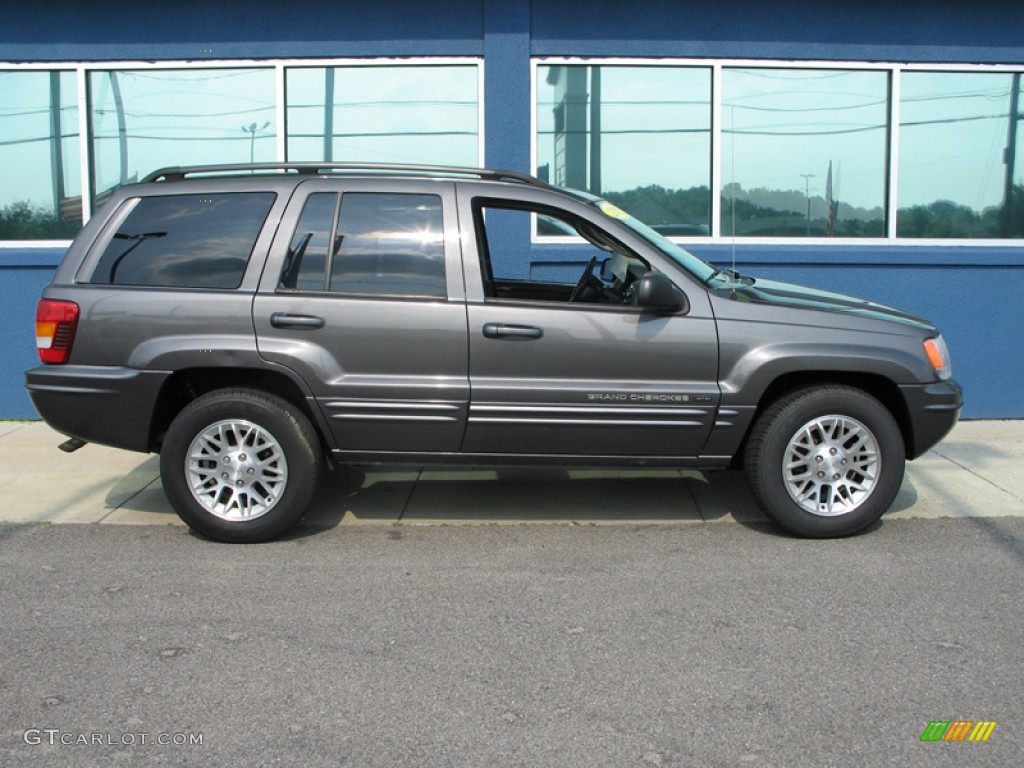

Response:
(636, 272), (687, 314)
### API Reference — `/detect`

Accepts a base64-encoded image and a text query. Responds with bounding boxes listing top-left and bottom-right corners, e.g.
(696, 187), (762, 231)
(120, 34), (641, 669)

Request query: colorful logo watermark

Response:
(920, 720), (997, 742)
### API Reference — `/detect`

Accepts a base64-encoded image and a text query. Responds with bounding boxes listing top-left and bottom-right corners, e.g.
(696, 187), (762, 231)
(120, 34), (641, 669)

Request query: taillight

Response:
(36, 299), (79, 364)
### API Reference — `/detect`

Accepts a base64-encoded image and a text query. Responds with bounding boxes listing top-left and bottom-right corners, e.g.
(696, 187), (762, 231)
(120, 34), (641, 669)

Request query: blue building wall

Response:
(2, 0), (1022, 418)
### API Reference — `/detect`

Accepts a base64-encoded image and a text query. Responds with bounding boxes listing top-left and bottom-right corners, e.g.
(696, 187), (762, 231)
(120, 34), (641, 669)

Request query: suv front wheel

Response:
(744, 386), (905, 538)
(160, 388), (322, 543)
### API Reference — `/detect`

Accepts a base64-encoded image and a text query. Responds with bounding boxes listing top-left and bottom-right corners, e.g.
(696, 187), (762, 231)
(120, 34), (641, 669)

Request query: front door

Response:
(458, 190), (719, 458)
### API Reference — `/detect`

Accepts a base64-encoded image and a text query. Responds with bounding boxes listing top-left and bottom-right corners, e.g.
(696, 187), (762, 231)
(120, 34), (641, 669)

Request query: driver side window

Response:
(474, 201), (651, 306)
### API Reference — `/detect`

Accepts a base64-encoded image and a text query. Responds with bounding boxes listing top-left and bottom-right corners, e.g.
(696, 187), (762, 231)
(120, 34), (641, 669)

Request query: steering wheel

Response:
(569, 255), (600, 302)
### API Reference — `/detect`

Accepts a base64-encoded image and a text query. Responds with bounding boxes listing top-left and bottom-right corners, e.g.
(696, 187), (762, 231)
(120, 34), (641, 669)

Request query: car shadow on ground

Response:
(101, 457), (785, 534)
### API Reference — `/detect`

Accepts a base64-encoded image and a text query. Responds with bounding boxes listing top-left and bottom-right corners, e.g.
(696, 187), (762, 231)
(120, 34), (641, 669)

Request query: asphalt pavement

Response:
(1, 419), (1022, 767)
(1, 519), (1022, 767)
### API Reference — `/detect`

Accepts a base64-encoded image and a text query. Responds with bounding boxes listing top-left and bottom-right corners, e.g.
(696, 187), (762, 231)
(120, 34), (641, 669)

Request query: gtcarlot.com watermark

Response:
(24, 729), (203, 747)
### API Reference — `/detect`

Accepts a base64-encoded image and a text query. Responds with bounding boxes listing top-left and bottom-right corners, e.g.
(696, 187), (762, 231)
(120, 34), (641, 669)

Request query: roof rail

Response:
(140, 162), (555, 189)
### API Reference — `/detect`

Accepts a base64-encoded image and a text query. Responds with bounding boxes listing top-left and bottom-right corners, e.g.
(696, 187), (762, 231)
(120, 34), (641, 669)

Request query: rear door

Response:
(253, 178), (468, 455)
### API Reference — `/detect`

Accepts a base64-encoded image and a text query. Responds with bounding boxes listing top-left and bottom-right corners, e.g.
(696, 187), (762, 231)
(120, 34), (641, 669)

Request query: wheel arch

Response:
(731, 370), (914, 467)
(146, 366), (330, 454)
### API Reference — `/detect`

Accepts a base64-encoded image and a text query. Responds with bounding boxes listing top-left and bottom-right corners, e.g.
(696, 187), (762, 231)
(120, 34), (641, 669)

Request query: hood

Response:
(724, 278), (935, 331)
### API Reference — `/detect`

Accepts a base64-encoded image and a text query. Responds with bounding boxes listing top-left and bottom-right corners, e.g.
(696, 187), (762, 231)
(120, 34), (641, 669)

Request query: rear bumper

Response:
(899, 379), (963, 459)
(25, 365), (169, 453)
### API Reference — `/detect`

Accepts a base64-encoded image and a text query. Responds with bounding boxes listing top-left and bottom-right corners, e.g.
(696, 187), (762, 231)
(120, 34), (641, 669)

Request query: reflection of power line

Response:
(119, 71), (265, 82)
(538, 128), (708, 136)
(285, 130), (477, 138)
(92, 106), (274, 119)
(288, 100), (477, 109)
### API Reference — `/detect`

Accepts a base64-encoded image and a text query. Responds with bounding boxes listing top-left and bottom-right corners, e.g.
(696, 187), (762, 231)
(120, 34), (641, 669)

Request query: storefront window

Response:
(285, 65), (479, 166)
(721, 68), (888, 237)
(0, 71), (80, 239)
(537, 64), (712, 236)
(898, 71), (1024, 238)
(89, 68), (276, 207)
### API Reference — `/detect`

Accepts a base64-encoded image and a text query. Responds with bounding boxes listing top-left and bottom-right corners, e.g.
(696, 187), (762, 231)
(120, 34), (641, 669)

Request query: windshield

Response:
(586, 199), (718, 283)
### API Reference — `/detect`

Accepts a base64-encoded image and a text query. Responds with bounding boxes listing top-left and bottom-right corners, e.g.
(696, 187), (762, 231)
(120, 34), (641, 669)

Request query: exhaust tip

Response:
(58, 437), (87, 453)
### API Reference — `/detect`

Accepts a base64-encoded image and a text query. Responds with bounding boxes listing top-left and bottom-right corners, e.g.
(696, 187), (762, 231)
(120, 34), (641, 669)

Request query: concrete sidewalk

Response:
(1, 420), (1022, 529)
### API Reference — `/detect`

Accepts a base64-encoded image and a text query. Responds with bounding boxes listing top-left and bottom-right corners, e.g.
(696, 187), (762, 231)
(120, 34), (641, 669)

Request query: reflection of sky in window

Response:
(899, 72), (1017, 211)
(536, 66), (711, 193)
(90, 69), (276, 196)
(0, 71), (80, 209)
(722, 69), (888, 210)
(285, 66), (478, 165)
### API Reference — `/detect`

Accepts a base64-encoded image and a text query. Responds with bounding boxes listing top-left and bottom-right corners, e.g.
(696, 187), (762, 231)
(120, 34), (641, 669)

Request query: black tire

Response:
(160, 388), (322, 543)
(744, 386), (905, 538)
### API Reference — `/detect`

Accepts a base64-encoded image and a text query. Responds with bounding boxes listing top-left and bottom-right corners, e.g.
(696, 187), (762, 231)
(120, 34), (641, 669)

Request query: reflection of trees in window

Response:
(721, 68), (888, 238)
(0, 200), (80, 240)
(898, 71), (1023, 238)
(603, 186), (710, 236)
(897, 185), (1024, 239)
(0, 70), (80, 238)
(537, 64), (712, 232)
(720, 182), (884, 238)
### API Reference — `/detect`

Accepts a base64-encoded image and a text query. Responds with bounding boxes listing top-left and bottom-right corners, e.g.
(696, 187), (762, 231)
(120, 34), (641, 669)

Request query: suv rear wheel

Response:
(160, 388), (321, 543)
(744, 386), (905, 538)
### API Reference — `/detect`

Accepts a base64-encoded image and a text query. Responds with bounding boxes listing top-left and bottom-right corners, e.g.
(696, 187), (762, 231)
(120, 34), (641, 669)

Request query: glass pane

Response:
(537, 65), (712, 236)
(329, 193), (446, 297)
(89, 192), (275, 288)
(280, 193), (337, 290)
(898, 71), (1024, 238)
(286, 66), (478, 165)
(722, 68), (888, 237)
(0, 70), (80, 239)
(89, 69), (275, 206)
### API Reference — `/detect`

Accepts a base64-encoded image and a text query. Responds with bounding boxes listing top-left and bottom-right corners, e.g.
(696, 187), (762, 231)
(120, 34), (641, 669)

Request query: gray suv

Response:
(27, 163), (962, 542)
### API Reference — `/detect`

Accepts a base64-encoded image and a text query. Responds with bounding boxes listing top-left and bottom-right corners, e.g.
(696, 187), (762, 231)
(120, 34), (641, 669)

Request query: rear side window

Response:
(89, 193), (275, 288)
(279, 192), (446, 298)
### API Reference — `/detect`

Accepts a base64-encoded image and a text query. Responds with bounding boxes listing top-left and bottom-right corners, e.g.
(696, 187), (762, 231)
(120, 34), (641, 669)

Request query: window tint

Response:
(279, 192), (338, 290)
(90, 192), (275, 288)
(328, 193), (446, 297)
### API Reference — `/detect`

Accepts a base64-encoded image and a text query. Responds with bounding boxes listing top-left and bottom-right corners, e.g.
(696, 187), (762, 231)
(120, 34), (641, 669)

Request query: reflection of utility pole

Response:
(48, 72), (65, 222)
(1002, 72), (1021, 237)
(589, 67), (601, 196)
(323, 69), (335, 161)
(800, 173), (815, 236)
(242, 122), (271, 164)
(110, 72), (129, 186)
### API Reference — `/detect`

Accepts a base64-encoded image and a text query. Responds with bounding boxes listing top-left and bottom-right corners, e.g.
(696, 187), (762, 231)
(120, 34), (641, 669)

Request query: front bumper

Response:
(25, 365), (170, 453)
(899, 379), (963, 459)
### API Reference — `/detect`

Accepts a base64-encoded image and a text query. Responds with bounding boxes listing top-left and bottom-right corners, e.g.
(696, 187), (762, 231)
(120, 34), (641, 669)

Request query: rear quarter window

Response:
(88, 192), (276, 288)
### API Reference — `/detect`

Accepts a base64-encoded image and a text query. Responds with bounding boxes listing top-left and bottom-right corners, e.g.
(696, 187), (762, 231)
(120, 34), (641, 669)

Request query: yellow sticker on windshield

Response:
(599, 201), (631, 220)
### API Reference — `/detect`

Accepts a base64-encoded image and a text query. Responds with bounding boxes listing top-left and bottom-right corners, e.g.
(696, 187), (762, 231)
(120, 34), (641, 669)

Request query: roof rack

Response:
(141, 162), (555, 189)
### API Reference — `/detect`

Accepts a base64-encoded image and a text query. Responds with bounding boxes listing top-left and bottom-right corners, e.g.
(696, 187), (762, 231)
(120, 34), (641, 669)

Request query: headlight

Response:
(923, 335), (952, 380)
